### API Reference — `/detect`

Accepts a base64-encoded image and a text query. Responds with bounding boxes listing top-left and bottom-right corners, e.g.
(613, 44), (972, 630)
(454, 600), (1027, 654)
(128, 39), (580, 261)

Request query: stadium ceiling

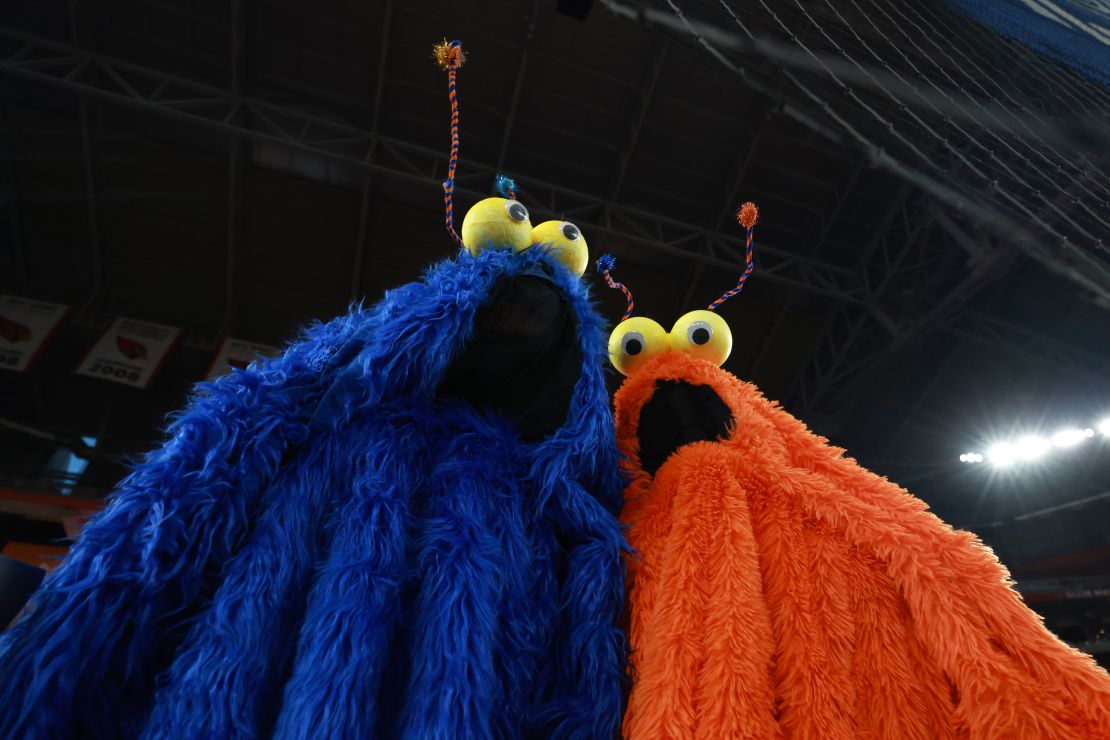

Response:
(1, 0), (1109, 587)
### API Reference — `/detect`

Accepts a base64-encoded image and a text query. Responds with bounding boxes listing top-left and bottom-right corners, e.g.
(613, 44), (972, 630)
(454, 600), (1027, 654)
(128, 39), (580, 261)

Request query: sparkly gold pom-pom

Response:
(433, 39), (466, 71)
(737, 201), (759, 230)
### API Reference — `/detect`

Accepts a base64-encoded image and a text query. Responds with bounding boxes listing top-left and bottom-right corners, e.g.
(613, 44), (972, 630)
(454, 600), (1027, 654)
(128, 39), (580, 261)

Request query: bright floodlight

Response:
(988, 443), (1016, 467)
(1052, 428), (1089, 448)
(962, 417), (1108, 467)
(1013, 435), (1052, 461)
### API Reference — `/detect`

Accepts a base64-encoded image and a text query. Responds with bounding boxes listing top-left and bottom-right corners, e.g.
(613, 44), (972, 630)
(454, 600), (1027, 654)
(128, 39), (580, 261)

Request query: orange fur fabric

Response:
(616, 352), (1110, 740)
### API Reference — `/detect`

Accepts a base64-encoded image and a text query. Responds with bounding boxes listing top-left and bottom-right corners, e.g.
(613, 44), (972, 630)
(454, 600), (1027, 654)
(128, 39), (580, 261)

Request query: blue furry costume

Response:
(0, 248), (627, 738)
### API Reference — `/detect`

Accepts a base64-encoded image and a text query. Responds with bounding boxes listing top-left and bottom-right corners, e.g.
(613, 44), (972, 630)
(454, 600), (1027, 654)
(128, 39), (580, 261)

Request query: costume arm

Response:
(791, 448), (1110, 738)
(529, 478), (627, 739)
(272, 420), (420, 739)
(0, 355), (318, 737)
(138, 433), (342, 739)
(276, 428), (522, 739)
(392, 455), (509, 739)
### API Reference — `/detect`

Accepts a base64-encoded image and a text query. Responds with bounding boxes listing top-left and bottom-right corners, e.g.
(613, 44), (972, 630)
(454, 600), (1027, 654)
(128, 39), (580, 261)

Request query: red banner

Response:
(0, 295), (69, 372)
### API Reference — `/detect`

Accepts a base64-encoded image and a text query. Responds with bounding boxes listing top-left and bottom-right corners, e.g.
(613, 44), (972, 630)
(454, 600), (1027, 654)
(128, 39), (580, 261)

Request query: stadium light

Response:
(960, 416), (1109, 465)
(1013, 436), (1051, 461)
(987, 443), (1016, 467)
(1051, 428), (1090, 448)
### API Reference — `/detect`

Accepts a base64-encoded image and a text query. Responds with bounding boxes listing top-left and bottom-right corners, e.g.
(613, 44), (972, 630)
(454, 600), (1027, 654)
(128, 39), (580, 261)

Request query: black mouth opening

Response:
(438, 266), (582, 441)
(637, 380), (734, 475)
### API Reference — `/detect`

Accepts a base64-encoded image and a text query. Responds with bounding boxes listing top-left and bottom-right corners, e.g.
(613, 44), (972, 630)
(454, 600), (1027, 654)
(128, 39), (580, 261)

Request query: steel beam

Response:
(772, 184), (912, 402)
(944, 312), (1110, 382)
(677, 238), (709, 311)
(785, 196), (937, 420)
(77, 94), (102, 310)
(497, 0), (540, 173)
(786, 211), (1047, 434)
(0, 28), (862, 300)
(783, 201), (1016, 430)
(224, 0), (245, 335)
(0, 138), (27, 291)
(6, 24), (1107, 395)
(747, 152), (868, 381)
(350, 0), (392, 302)
(713, 121), (766, 232)
(610, 38), (667, 201)
(814, 158), (865, 255)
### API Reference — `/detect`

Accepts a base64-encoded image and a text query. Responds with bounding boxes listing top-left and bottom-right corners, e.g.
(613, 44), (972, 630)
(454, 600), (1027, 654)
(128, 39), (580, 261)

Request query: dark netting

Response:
(601, 0), (1110, 306)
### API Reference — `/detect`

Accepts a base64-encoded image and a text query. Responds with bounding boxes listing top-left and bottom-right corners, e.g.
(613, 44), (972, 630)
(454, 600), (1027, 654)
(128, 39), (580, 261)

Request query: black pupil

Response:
(625, 337), (643, 356)
(562, 223), (580, 240)
(691, 327), (710, 345)
(508, 203), (527, 222)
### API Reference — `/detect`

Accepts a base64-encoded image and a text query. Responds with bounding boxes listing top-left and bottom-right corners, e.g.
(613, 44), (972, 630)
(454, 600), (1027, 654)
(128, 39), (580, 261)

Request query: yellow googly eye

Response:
(608, 317), (668, 376)
(528, 220), (589, 277)
(669, 310), (732, 366)
(461, 197), (533, 255)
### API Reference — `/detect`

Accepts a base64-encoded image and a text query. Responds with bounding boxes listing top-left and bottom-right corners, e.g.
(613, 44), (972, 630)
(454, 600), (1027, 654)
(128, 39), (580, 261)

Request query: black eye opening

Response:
(688, 321), (712, 346)
(506, 200), (529, 223)
(560, 222), (581, 241)
(622, 331), (645, 356)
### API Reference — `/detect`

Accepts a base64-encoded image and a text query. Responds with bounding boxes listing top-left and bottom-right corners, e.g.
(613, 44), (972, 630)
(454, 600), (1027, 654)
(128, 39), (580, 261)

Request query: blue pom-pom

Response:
(596, 254), (616, 274)
(494, 174), (517, 199)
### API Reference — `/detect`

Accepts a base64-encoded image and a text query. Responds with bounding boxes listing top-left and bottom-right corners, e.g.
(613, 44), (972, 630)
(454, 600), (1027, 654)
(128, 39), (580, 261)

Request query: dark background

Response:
(1, 0), (1107, 662)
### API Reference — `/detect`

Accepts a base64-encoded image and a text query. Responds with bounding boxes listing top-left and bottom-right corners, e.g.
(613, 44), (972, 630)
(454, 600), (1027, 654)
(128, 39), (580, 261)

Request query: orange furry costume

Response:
(615, 352), (1110, 739)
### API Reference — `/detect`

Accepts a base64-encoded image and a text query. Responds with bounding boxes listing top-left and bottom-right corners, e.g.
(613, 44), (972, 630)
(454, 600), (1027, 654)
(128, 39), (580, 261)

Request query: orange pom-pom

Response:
(433, 39), (466, 71)
(736, 202), (759, 230)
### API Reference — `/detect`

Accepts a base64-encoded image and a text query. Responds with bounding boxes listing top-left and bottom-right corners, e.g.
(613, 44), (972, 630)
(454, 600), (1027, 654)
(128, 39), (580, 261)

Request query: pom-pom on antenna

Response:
(737, 201), (759, 230)
(596, 253), (616, 274)
(708, 200), (759, 311)
(495, 173), (517, 200)
(433, 39), (466, 71)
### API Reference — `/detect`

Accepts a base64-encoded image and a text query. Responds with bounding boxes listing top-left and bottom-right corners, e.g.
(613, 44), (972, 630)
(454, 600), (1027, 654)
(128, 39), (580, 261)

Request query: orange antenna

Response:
(435, 39), (466, 248)
(707, 202), (758, 311)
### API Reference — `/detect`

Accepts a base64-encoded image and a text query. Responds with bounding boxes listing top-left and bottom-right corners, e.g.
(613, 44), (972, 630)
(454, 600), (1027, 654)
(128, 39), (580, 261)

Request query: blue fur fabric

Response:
(0, 248), (627, 739)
